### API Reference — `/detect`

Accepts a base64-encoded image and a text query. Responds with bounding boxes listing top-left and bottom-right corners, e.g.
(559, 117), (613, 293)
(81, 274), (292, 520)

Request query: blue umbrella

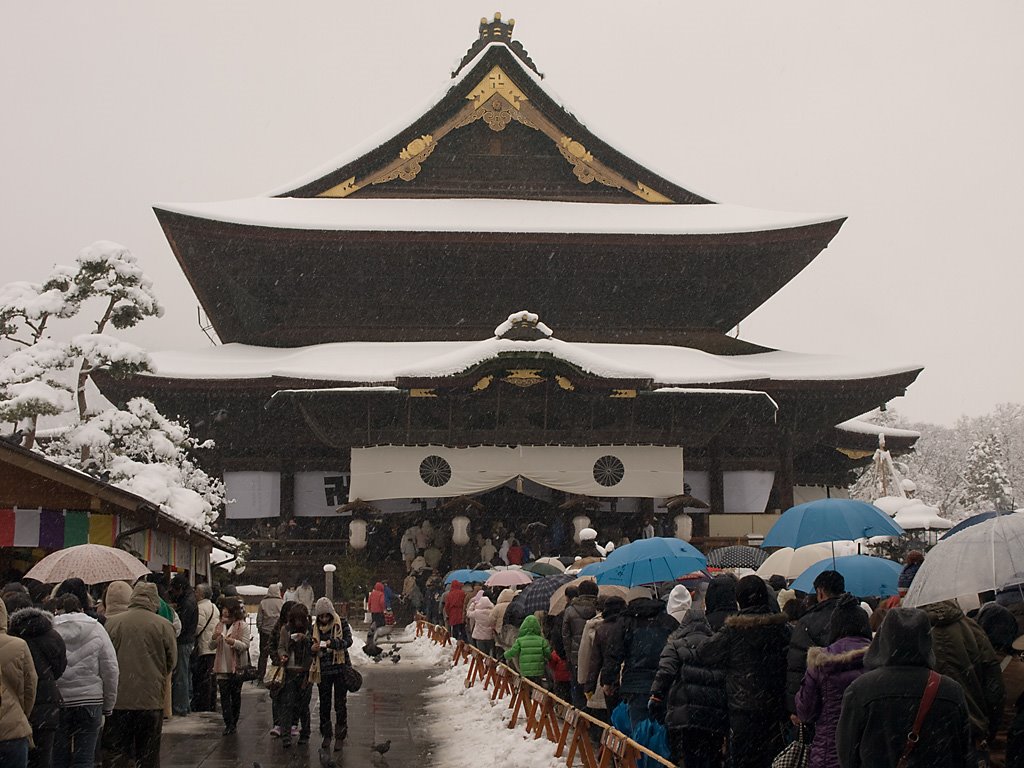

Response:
(584, 537), (707, 587)
(443, 568), (491, 585)
(761, 499), (904, 549)
(943, 511), (1000, 539)
(790, 555), (903, 598)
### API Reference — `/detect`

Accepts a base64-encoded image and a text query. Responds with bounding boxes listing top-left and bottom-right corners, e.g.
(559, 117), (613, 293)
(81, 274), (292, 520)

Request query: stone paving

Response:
(160, 654), (435, 768)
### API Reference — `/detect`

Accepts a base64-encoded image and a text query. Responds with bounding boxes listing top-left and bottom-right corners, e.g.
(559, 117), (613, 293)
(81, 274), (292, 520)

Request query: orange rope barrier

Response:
(415, 620), (675, 768)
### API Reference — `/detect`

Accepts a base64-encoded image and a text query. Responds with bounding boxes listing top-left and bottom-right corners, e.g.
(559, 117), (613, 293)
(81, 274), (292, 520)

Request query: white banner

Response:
(349, 445), (683, 501)
(723, 471), (776, 514)
(294, 471), (350, 517)
(224, 471), (281, 519)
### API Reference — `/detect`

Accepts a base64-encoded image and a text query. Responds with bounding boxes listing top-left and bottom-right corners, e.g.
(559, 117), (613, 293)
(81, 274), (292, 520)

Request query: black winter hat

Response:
(978, 602), (1019, 651)
(828, 593), (872, 643)
(735, 575), (770, 610)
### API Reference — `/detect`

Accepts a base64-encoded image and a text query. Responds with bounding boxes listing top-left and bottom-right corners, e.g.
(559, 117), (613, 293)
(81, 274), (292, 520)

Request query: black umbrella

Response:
(504, 573), (577, 628)
(705, 545), (769, 570)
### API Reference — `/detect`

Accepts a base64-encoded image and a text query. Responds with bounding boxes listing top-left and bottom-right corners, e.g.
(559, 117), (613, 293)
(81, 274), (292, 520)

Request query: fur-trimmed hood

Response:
(724, 607), (790, 630)
(806, 637), (870, 671)
(8, 605), (54, 638)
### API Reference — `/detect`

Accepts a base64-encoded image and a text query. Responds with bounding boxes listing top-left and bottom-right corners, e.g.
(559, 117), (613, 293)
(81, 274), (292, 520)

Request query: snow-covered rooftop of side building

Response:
(835, 417), (922, 439)
(155, 197), (842, 236)
(143, 336), (922, 386)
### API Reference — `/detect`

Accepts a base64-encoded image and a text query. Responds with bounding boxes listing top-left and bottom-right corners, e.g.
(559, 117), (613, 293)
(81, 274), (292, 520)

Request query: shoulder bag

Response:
(772, 723), (810, 768)
(896, 670), (942, 768)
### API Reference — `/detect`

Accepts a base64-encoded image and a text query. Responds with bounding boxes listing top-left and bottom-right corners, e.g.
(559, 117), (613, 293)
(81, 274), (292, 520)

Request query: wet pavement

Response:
(160, 655), (435, 768)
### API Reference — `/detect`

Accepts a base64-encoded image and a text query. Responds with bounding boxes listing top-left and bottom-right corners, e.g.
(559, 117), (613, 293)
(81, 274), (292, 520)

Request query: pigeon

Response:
(372, 740), (392, 756)
(253, 763), (263, 768)
(318, 746), (337, 767)
(390, 653), (401, 664)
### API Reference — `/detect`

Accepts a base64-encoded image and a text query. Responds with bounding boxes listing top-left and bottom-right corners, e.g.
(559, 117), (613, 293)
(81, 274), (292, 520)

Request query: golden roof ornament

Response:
(453, 12), (542, 79)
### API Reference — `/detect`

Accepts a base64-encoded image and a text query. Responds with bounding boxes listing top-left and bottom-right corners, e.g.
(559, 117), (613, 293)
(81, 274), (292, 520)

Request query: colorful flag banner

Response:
(0, 509), (15, 547)
(88, 514), (117, 547)
(39, 509), (65, 549)
(64, 511), (89, 547)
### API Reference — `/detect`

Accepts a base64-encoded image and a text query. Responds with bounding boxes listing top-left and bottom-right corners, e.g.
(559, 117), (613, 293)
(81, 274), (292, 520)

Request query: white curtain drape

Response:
(348, 445), (684, 501)
(224, 471), (281, 519)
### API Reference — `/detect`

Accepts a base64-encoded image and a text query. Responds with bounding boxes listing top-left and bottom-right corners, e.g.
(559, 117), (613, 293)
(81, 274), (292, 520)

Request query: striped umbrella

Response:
(706, 545), (769, 570)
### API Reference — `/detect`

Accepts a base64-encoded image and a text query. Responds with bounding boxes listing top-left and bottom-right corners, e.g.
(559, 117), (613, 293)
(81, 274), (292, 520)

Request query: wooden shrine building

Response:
(100, 15), (922, 566)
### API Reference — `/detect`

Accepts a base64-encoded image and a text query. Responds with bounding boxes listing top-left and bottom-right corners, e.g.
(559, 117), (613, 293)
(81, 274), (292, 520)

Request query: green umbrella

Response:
(523, 561), (563, 576)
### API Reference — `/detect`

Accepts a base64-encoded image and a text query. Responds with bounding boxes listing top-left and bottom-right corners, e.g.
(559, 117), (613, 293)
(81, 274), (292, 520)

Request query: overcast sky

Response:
(2, 2), (1022, 425)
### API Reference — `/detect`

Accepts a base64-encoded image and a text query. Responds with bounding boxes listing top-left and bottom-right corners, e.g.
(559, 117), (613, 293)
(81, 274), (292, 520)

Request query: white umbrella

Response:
(903, 512), (1024, 607)
(755, 545), (833, 580)
(25, 543), (150, 585)
(534, 556), (567, 572)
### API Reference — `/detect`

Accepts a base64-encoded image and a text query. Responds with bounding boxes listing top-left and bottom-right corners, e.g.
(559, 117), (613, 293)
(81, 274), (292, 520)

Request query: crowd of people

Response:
(428, 554), (1024, 768)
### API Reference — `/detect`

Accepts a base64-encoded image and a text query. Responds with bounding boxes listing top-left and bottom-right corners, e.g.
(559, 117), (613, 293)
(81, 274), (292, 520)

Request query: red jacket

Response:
(368, 582), (386, 613)
(547, 650), (571, 682)
(445, 581), (466, 625)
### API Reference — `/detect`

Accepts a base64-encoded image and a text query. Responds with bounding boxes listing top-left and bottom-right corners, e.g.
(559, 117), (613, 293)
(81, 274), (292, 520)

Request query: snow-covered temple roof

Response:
(155, 197), (840, 236)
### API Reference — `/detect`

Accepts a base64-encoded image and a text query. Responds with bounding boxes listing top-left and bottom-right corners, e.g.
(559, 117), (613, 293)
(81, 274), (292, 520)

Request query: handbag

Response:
(235, 641), (259, 682)
(772, 724), (810, 768)
(340, 663), (363, 693)
(631, 718), (672, 768)
(264, 664), (284, 691)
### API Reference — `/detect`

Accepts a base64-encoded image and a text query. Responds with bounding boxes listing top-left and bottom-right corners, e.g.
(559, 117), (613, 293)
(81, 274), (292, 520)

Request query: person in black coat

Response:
(786, 569), (845, 714)
(54, 578), (104, 625)
(600, 591), (679, 730)
(704, 575), (738, 632)
(649, 610), (728, 768)
(836, 607), (971, 768)
(168, 574), (199, 716)
(697, 575), (791, 768)
(6, 598), (67, 768)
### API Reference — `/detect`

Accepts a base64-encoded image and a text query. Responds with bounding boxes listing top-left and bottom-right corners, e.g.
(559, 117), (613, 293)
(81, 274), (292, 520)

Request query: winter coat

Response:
(600, 597), (679, 695)
(296, 583), (315, 612)
(195, 598), (217, 657)
(0, 599), (38, 742)
(257, 585), (284, 634)
(786, 594), (843, 712)
(104, 582), (178, 711)
(561, 594), (599, 671)
(794, 636), (870, 768)
(576, 615), (603, 705)
(311, 613), (353, 680)
(173, 588), (199, 644)
(923, 600), (1004, 740)
(585, 604), (626, 695)
(491, 588), (517, 649)
(444, 581), (466, 626)
(279, 622), (314, 672)
(211, 619), (251, 675)
(468, 595), (496, 641)
(697, 604), (791, 715)
(704, 576), (738, 632)
(836, 608), (971, 768)
(988, 650), (1024, 767)
(505, 615), (552, 678)
(650, 611), (728, 736)
(52, 611), (119, 713)
(9, 606), (67, 733)
(368, 582), (387, 614)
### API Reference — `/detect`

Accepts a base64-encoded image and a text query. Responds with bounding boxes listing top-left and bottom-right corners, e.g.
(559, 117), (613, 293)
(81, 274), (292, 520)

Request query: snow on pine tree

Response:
(0, 241), (223, 531)
(960, 433), (1016, 513)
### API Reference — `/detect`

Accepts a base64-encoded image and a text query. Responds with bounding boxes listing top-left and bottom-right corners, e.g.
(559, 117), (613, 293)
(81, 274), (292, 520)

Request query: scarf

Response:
(308, 615), (347, 684)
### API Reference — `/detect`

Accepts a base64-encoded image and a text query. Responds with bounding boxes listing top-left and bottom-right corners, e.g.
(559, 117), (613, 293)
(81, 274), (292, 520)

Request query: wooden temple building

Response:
(100, 15), (922, 573)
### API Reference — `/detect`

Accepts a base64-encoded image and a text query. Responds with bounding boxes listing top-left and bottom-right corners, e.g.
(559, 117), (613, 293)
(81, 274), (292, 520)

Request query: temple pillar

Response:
(777, 429), (795, 512)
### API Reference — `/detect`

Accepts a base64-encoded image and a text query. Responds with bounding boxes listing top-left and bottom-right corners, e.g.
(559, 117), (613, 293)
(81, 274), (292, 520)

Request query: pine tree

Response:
(960, 433), (1016, 513)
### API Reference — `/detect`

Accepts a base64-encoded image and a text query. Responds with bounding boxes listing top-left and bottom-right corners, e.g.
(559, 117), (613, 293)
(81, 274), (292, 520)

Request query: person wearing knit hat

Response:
(898, 550), (925, 596)
(665, 585), (692, 626)
(310, 596), (353, 752)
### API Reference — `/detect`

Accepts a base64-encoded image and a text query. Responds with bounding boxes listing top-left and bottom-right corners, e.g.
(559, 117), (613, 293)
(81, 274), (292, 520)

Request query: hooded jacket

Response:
(504, 615), (552, 678)
(786, 593), (843, 712)
(794, 635), (870, 768)
(585, 598), (626, 695)
(561, 593), (599, 671)
(0, 599), (38, 742)
(922, 600), (1004, 740)
(444, 581), (466, 626)
(104, 582), (178, 710)
(257, 584), (284, 633)
(836, 608), (971, 768)
(600, 597), (680, 694)
(697, 604), (791, 714)
(650, 611), (728, 735)
(368, 582), (387, 614)
(103, 581), (132, 618)
(468, 595), (496, 641)
(52, 610), (119, 713)
(704, 577), (738, 632)
(491, 588), (517, 649)
(196, 596), (217, 657)
(9, 606), (67, 732)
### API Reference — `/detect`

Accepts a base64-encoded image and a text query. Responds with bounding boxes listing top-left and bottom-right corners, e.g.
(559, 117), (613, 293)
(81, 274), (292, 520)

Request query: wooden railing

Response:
(415, 618), (675, 768)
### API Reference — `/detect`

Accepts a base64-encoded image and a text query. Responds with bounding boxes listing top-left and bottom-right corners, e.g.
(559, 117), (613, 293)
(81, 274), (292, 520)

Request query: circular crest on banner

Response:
(419, 455), (452, 487)
(593, 455), (625, 487)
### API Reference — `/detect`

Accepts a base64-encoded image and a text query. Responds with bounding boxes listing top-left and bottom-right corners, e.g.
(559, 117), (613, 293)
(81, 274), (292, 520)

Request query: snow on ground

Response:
(408, 634), (564, 768)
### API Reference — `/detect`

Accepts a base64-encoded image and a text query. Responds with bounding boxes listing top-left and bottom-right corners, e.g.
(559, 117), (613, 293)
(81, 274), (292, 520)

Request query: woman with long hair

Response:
(277, 603), (313, 748)
(310, 598), (353, 752)
(266, 600), (294, 738)
(210, 600), (250, 735)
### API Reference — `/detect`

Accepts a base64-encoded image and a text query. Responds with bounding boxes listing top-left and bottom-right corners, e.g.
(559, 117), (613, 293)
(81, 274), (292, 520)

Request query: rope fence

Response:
(415, 618), (675, 768)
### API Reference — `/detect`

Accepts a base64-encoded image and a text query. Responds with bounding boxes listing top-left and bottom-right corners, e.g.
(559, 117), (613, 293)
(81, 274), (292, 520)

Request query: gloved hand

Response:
(648, 696), (667, 722)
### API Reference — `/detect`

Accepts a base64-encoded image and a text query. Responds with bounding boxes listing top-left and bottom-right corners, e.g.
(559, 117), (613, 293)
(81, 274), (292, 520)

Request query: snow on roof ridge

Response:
(153, 197), (843, 235)
(836, 417), (922, 439)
